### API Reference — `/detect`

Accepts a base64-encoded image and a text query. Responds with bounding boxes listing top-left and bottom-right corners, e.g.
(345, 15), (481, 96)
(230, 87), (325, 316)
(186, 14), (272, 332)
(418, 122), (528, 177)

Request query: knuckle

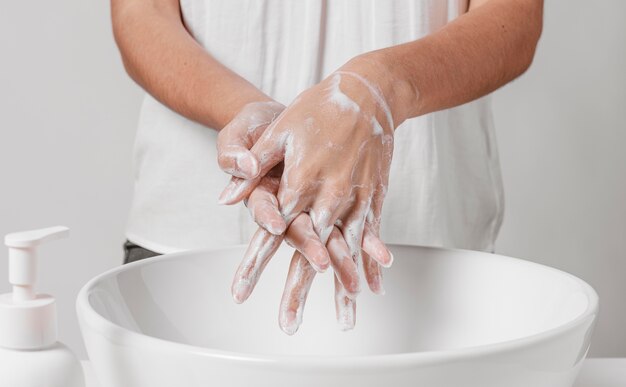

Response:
(325, 179), (352, 202)
(217, 153), (229, 169)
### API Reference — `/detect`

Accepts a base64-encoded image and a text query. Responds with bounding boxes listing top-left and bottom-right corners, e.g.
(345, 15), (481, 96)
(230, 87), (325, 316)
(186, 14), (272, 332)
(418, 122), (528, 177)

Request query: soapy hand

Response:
(217, 101), (285, 180)
(217, 100), (390, 333)
(217, 101), (289, 234)
(231, 174), (393, 333)
(218, 62), (397, 334)
(217, 101), (339, 272)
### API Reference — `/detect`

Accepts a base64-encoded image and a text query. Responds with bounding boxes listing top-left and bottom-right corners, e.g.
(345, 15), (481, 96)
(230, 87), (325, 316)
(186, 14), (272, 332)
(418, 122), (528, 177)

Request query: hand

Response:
(219, 58), (397, 333)
(217, 100), (286, 180)
(216, 101), (289, 235)
(217, 98), (393, 333)
(231, 175), (392, 334)
(220, 63), (396, 248)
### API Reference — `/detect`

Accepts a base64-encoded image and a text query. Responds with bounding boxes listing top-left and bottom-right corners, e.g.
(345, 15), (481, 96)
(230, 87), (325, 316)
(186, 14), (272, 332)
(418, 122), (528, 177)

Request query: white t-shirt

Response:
(126, 0), (505, 254)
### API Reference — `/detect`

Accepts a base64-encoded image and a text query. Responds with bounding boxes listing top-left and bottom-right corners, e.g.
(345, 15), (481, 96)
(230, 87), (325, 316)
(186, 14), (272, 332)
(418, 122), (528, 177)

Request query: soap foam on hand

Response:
(217, 67), (397, 335)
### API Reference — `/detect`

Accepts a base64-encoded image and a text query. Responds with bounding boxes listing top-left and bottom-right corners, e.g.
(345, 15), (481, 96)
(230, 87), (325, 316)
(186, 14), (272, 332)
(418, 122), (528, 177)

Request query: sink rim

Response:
(76, 244), (599, 369)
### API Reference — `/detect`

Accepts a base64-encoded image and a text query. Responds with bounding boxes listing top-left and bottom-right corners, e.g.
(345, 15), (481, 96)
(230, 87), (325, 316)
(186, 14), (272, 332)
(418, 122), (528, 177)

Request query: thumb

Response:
(248, 120), (288, 182)
(217, 101), (286, 179)
(217, 120), (261, 180)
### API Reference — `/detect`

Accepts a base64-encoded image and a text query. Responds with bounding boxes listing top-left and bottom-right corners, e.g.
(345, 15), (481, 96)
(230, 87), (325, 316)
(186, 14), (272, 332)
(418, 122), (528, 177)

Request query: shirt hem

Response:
(125, 232), (189, 255)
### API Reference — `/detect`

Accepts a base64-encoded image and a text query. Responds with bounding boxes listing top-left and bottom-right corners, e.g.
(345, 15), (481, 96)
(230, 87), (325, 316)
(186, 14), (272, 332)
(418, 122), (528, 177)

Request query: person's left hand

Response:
(230, 174), (393, 334)
(216, 100), (289, 234)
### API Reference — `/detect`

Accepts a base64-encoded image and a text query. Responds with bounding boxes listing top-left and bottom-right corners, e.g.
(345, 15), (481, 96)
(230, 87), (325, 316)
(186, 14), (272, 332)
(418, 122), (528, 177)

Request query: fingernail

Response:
(218, 181), (237, 204)
(386, 250), (394, 267)
(280, 310), (300, 335)
(264, 219), (287, 235)
(316, 261), (329, 273)
(313, 255), (330, 273)
(232, 281), (251, 304)
(317, 249), (331, 273)
(381, 250), (394, 268)
(302, 246), (330, 273)
(219, 179), (249, 205)
(236, 152), (259, 179)
(231, 264), (255, 303)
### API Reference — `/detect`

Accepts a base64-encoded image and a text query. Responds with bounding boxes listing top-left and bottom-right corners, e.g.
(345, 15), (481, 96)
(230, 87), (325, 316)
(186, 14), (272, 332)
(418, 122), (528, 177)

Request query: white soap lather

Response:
(0, 226), (85, 387)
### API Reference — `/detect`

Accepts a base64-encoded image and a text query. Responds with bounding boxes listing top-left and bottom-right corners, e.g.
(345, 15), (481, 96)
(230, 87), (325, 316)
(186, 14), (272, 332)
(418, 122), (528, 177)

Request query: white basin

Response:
(77, 245), (598, 387)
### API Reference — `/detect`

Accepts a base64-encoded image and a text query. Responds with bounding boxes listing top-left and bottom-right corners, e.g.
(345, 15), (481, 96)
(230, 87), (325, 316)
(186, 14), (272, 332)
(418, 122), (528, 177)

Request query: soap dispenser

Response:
(0, 226), (85, 387)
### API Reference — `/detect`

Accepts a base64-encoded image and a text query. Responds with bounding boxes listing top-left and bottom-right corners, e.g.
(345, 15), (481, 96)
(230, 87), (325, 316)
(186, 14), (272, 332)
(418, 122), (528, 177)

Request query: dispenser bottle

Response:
(0, 226), (85, 387)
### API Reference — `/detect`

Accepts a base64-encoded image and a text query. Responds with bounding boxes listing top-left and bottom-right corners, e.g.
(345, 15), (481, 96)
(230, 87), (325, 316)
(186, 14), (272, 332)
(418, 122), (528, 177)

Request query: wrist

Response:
(219, 89), (275, 129)
(341, 51), (418, 127)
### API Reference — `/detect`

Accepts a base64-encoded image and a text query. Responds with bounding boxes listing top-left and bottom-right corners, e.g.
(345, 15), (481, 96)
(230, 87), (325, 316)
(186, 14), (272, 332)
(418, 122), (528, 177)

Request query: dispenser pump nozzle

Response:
(0, 226), (69, 349)
(4, 226), (69, 302)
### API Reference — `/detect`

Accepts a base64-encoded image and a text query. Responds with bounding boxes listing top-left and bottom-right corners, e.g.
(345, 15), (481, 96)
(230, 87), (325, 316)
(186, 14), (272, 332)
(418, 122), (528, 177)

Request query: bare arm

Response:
(347, 0), (544, 125)
(110, 0), (272, 130)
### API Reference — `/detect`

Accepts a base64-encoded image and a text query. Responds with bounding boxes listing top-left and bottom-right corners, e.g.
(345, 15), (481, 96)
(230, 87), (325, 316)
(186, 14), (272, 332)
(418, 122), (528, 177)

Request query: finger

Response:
(362, 223), (393, 268)
(362, 250), (385, 295)
(216, 101), (285, 179)
(367, 156), (393, 235)
(334, 275), (356, 331)
(218, 163), (283, 205)
(337, 196), (370, 266)
(275, 170), (316, 225)
(278, 251), (317, 335)
(216, 119), (260, 180)
(231, 228), (283, 303)
(246, 176), (287, 235)
(219, 126), (289, 206)
(309, 197), (344, 244)
(249, 120), (289, 183)
(216, 160), (300, 210)
(285, 213), (330, 273)
(218, 175), (261, 205)
(327, 227), (360, 297)
(217, 144), (260, 180)
(360, 171), (393, 268)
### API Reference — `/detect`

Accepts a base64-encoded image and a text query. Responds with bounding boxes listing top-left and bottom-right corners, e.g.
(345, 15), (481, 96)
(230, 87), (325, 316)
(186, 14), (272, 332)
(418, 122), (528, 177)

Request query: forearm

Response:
(348, 0), (543, 126)
(111, 0), (271, 130)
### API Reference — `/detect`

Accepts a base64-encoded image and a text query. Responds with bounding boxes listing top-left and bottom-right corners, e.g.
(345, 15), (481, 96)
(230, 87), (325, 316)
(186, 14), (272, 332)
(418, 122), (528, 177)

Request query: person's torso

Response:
(126, 0), (504, 254)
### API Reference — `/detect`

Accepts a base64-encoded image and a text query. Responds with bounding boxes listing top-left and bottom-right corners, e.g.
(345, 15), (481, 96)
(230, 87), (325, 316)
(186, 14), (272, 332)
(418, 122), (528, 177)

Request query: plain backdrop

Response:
(0, 1), (624, 359)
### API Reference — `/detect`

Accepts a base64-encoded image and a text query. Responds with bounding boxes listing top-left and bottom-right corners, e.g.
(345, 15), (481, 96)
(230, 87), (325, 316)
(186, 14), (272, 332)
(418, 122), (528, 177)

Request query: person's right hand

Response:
(216, 100), (392, 334)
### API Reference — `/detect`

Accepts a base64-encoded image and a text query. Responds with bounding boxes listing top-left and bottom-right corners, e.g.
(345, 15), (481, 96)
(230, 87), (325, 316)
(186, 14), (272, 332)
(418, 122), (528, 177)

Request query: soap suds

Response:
(335, 275), (356, 330)
(279, 254), (316, 335)
(326, 74), (360, 112)
(231, 230), (282, 303)
(371, 116), (384, 136)
(335, 70), (394, 130)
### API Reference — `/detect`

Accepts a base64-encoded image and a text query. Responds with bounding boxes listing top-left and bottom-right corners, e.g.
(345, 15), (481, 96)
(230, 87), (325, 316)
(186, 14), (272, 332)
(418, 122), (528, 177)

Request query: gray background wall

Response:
(0, 0), (624, 359)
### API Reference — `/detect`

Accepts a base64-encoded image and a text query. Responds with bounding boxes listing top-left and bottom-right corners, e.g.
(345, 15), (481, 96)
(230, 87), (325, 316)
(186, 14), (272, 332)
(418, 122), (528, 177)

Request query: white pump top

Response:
(0, 226), (69, 349)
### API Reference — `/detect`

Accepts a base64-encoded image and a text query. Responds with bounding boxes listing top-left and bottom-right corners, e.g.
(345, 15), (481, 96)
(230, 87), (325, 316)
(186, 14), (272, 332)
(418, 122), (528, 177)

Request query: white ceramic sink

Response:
(77, 245), (598, 387)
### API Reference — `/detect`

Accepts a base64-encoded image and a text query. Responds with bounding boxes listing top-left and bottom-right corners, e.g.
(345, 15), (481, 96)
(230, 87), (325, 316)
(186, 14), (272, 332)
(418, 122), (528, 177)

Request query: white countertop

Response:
(574, 359), (626, 387)
(82, 358), (626, 387)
